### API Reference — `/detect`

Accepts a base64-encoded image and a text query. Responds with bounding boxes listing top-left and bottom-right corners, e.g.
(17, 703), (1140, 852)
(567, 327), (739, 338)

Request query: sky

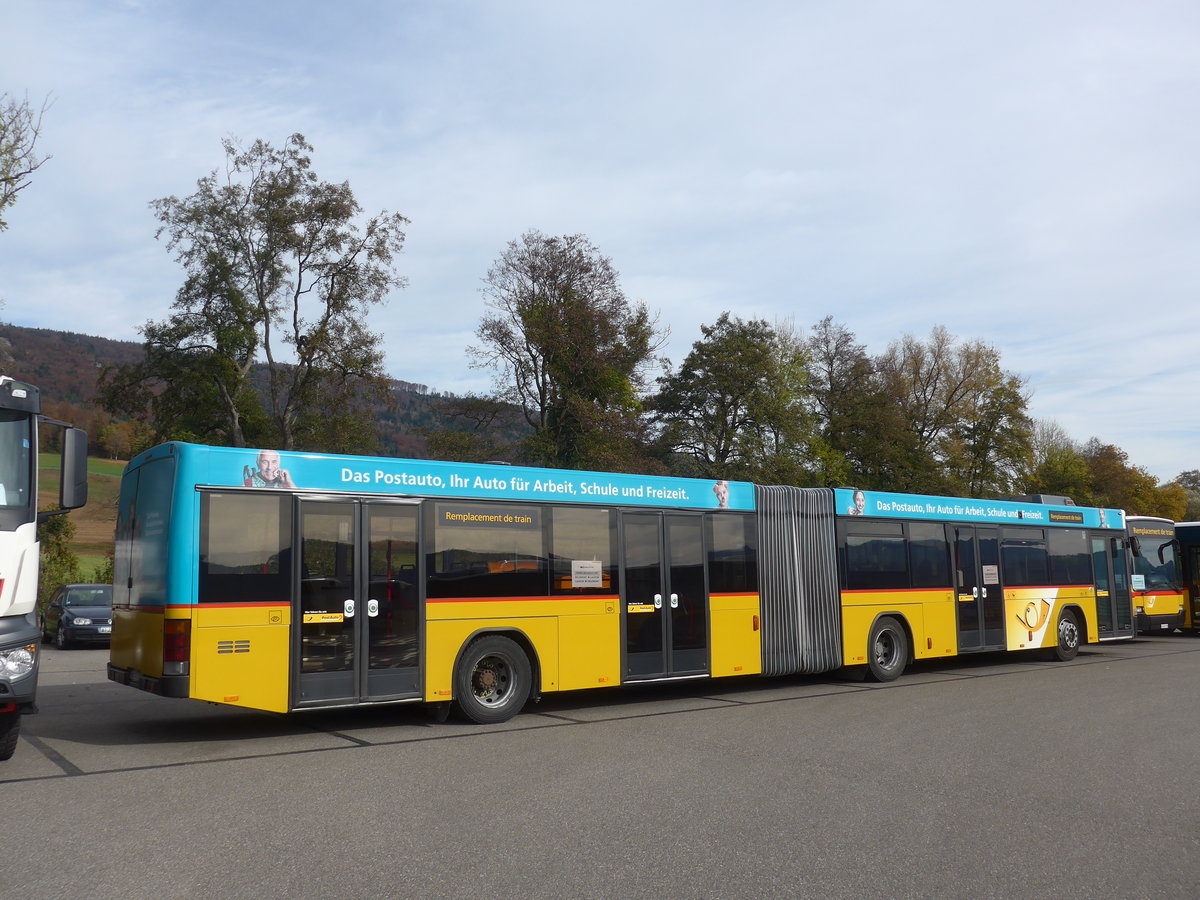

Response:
(1, 0), (1196, 481)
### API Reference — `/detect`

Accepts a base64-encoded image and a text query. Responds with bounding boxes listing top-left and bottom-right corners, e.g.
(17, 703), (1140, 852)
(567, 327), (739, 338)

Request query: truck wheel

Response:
(0, 715), (20, 762)
(453, 635), (531, 724)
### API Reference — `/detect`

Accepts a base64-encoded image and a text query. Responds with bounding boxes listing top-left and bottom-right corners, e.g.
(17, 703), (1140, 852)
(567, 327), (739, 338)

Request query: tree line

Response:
(2, 118), (1191, 520)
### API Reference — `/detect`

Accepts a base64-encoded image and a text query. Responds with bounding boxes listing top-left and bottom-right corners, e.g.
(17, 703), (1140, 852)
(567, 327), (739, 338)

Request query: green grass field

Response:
(40, 454), (124, 581)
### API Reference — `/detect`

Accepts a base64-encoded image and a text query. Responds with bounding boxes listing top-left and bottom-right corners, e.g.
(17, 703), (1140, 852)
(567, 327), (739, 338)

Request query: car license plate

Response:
(100, 626), (111, 634)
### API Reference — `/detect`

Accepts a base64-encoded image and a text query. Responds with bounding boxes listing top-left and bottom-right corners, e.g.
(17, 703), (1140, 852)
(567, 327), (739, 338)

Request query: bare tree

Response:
(0, 92), (51, 231)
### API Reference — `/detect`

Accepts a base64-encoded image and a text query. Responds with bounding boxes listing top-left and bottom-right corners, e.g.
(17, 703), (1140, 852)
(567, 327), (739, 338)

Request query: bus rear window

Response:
(199, 492), (293, 603)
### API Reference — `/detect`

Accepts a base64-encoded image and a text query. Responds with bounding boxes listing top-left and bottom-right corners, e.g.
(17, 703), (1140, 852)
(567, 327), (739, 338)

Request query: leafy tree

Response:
(876, 326), (1032, 496)
(101, 134), (408, 451)
(91, 552), (115, 585)
(1019, 420), (1093, 501)
(805, 317), (926, 489)
(1176, 470), (1200, 521)
(422, 394), (523, 463)
(1081, 439), (1185, 518)
(472, 231), (663, 471)
(654, 313), (823, 484)
(0, 92), (50, 231)
(37, 512), (81, 612)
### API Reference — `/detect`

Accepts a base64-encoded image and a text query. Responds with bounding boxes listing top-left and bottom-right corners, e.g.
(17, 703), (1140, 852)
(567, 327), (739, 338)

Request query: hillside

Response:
(4, 323), (502, 574)
(0, 323), (462, 458)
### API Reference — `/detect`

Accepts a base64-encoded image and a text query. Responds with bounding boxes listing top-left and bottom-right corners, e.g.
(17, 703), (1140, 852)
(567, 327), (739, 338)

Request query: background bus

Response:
(107, 443), (1128, 723)
(0, 375), (88, 760)
(1126, 516), (1183, 634)
(1175, 522), (1200, 631)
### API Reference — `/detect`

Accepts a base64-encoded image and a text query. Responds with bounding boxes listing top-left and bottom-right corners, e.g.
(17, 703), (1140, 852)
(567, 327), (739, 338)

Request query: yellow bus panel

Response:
(1003, 587), (1097, 651)
(190, 605), (292, 713)
(840, 589), (958, 666)
(709, 593), (762, 677)
(425, 615), (559, 702)
(557, 613), (621, 691)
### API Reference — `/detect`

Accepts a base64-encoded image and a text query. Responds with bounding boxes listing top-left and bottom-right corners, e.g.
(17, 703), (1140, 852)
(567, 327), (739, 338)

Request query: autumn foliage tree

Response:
(471, 231), (664, 471)
(654, 313), (825, 485)
(101, 134), (408, 452)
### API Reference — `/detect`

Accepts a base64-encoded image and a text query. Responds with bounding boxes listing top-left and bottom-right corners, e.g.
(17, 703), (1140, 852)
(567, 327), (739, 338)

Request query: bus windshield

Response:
(0, 409), (32, 511)
(1132, 535), (1180, 590)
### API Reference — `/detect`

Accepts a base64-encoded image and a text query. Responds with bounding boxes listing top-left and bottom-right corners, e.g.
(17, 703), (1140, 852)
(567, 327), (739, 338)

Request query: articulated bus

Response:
(107, 443), (1129, 723)
(1125, 516), (1183, 634)
(1175, 522), (1200, 631)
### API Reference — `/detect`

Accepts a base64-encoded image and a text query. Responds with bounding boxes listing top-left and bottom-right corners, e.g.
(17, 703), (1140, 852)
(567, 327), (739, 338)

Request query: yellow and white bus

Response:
(1125, 516), (1183, 634)
(107, 443), (1129, 723)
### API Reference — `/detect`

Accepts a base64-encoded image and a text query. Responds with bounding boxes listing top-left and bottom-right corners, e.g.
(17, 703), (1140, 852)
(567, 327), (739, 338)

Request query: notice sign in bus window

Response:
(439, 504), (541, 530)
(1048, 510), (1085, 524)
(571, 559), (603, 588)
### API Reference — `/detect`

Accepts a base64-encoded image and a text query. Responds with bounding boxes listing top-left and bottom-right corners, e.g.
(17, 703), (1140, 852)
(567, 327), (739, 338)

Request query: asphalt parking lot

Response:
(5, 635), (1200, 898)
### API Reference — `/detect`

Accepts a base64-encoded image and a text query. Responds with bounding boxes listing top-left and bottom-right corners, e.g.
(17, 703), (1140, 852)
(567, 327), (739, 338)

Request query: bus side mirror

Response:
(61, 427), (89, 510)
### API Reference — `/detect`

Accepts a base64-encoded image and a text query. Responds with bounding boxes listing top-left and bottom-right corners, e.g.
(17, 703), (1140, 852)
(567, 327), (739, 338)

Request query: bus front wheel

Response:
(453, 635), (532, 724)
(867, 616), (908, 682)
(1049, 609), (1081, 662)
(0, 714), (20, 762)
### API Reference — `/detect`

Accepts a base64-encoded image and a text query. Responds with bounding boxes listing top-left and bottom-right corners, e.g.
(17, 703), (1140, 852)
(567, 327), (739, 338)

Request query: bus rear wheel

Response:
(453, 635), (531, 724)
(867, 616), (907, 682)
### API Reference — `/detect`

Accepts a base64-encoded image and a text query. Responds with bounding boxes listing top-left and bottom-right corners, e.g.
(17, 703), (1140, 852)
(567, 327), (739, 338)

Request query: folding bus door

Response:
(621, 512), (708, 680)
(295, 498), (422, 707)
(1091, 533), (1133, 640)
(952, 525), (1004, 652)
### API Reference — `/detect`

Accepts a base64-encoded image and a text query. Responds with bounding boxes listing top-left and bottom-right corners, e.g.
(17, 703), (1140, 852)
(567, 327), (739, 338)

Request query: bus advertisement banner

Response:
(173, 443), (757, 511)
(835, 487), (1122, 530)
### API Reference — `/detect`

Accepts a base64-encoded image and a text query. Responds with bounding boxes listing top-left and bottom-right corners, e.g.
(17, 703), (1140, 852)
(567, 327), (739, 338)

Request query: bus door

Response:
(952, 525), (1004, 651)
(1188, 543), (1200, 630)
(1091, 534), (1133, 640)
(621, 512), (708, 680)
(295, 498), (422, 706)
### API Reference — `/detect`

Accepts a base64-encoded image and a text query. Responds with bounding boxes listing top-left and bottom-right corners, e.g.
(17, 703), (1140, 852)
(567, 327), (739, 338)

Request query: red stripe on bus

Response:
(427, 594), (621, 604)
(840, 588), (954, 596)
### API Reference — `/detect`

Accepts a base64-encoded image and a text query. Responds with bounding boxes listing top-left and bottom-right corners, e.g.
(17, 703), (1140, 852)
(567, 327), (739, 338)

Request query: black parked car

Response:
(41, 584), (113, 649)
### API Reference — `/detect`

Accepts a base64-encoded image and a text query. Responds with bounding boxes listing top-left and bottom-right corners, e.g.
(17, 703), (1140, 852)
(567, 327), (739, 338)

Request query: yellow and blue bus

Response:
(1174, 521), (1199, 631)
(107, 443), (1129, 723)
(1125, 516), (1183, 634)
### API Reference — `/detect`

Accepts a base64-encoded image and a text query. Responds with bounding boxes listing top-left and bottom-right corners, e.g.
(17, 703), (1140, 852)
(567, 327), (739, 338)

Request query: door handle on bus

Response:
(973, 587), (979, 598)
(670, 593), (679, 609)
(981, 587), (988, 599)
(653, 594), (663, 609)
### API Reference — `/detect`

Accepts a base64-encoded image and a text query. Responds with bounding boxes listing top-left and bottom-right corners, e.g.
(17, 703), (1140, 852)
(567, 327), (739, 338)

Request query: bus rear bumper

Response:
(107, 663), (190, 698)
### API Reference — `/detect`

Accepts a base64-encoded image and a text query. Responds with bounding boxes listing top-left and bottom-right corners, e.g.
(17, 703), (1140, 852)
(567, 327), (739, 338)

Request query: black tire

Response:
(40, 619), (50, 644)
(867, 616), (908, 682)
(453, 635), (532, 724)
(0, 715), (20, 762)
(1050, 609), (1081, 662)
(55, 625), (71, 650)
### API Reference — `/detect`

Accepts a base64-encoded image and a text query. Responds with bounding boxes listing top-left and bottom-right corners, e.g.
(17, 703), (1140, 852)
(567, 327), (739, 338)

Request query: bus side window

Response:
(908, 522), (951, 588)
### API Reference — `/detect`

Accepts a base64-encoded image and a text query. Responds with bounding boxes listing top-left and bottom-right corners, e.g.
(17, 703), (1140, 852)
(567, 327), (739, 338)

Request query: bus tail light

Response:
(163, 619), (191, 676)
